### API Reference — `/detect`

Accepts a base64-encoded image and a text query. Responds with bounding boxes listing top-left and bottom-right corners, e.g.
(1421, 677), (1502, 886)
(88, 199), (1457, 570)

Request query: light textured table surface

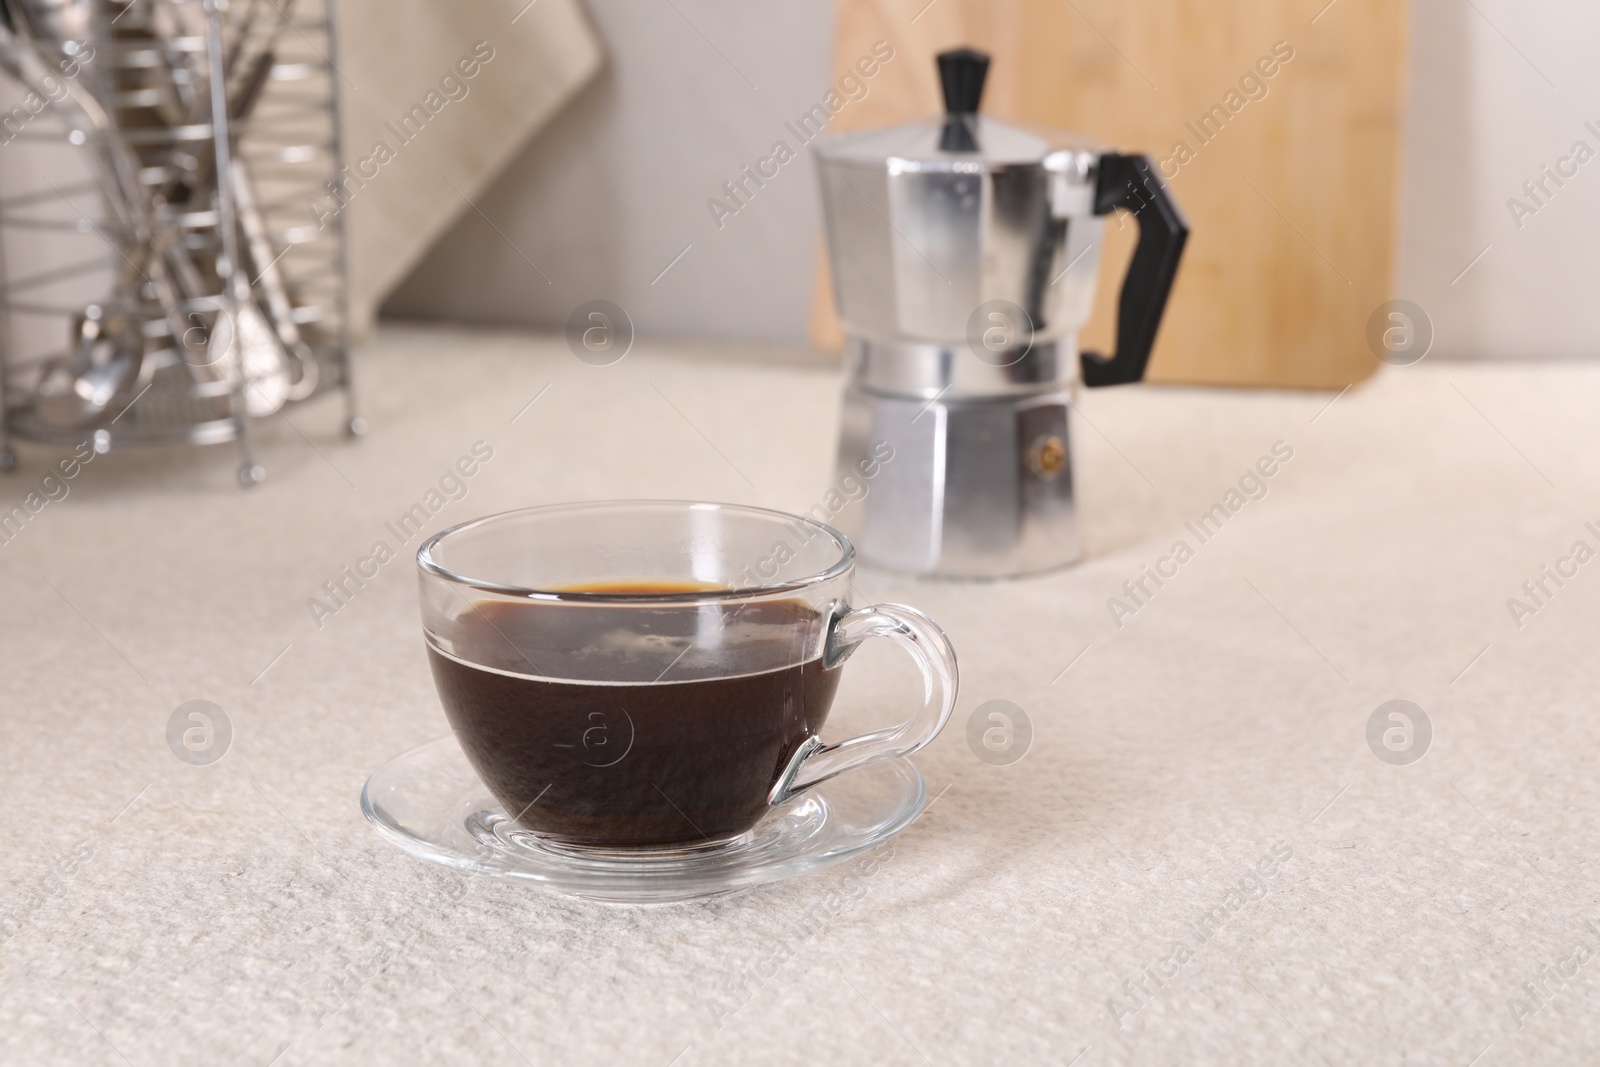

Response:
(2, 325), (1598, 1066)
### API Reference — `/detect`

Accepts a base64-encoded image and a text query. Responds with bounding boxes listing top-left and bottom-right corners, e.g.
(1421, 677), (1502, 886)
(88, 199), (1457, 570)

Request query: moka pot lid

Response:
(813, 48), (1105, 172)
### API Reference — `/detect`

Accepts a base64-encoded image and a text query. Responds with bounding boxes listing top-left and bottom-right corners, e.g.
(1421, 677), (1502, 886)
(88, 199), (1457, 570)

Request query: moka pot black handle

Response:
(1079, 153), (1189, 387)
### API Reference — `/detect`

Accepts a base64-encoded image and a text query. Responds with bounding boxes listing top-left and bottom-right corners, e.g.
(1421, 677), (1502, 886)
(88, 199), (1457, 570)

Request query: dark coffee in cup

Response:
(427, 584), (843, 848)
(417, 503), (959, 855)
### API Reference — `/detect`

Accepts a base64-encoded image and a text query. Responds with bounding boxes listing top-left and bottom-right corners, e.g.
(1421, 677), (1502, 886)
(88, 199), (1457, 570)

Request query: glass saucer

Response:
(360, 735), (928, 903)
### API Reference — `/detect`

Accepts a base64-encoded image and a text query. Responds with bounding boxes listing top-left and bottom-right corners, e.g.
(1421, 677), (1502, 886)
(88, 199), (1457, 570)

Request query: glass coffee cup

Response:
(416, 501), (958, 851)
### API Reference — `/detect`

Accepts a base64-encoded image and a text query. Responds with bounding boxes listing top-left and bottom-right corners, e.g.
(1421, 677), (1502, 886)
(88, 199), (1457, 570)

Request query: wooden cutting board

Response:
(810, 0), (1408, 390)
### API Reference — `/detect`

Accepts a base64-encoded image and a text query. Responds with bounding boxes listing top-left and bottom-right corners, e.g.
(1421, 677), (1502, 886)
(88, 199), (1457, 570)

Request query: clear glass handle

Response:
(769, 603), (959, 805)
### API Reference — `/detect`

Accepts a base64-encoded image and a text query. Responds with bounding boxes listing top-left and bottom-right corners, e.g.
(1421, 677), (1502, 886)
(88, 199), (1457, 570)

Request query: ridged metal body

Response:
(816, 114), (1114, 576)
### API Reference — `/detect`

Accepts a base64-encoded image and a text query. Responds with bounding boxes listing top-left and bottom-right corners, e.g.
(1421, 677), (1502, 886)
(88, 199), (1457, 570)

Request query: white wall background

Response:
(1397, 0), (1600, 359)
(381, 0), (834, 343)
(379, 0), (1600, 359)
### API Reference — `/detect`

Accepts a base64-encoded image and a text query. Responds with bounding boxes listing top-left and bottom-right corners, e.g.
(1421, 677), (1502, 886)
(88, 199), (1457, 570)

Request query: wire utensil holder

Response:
(0, 0), (357, 485)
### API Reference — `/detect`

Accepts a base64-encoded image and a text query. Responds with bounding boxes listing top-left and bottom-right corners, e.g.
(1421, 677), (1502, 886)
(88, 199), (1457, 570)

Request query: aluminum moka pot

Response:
(814, 48), (1188, 577)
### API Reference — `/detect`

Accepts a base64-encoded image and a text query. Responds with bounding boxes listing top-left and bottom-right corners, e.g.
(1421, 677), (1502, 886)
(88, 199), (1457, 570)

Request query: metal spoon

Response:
(10, 0), (87, 52)
(231, 156), (317, 401)
(0, 11), (197, 352)
(31, 305), (145, 429)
